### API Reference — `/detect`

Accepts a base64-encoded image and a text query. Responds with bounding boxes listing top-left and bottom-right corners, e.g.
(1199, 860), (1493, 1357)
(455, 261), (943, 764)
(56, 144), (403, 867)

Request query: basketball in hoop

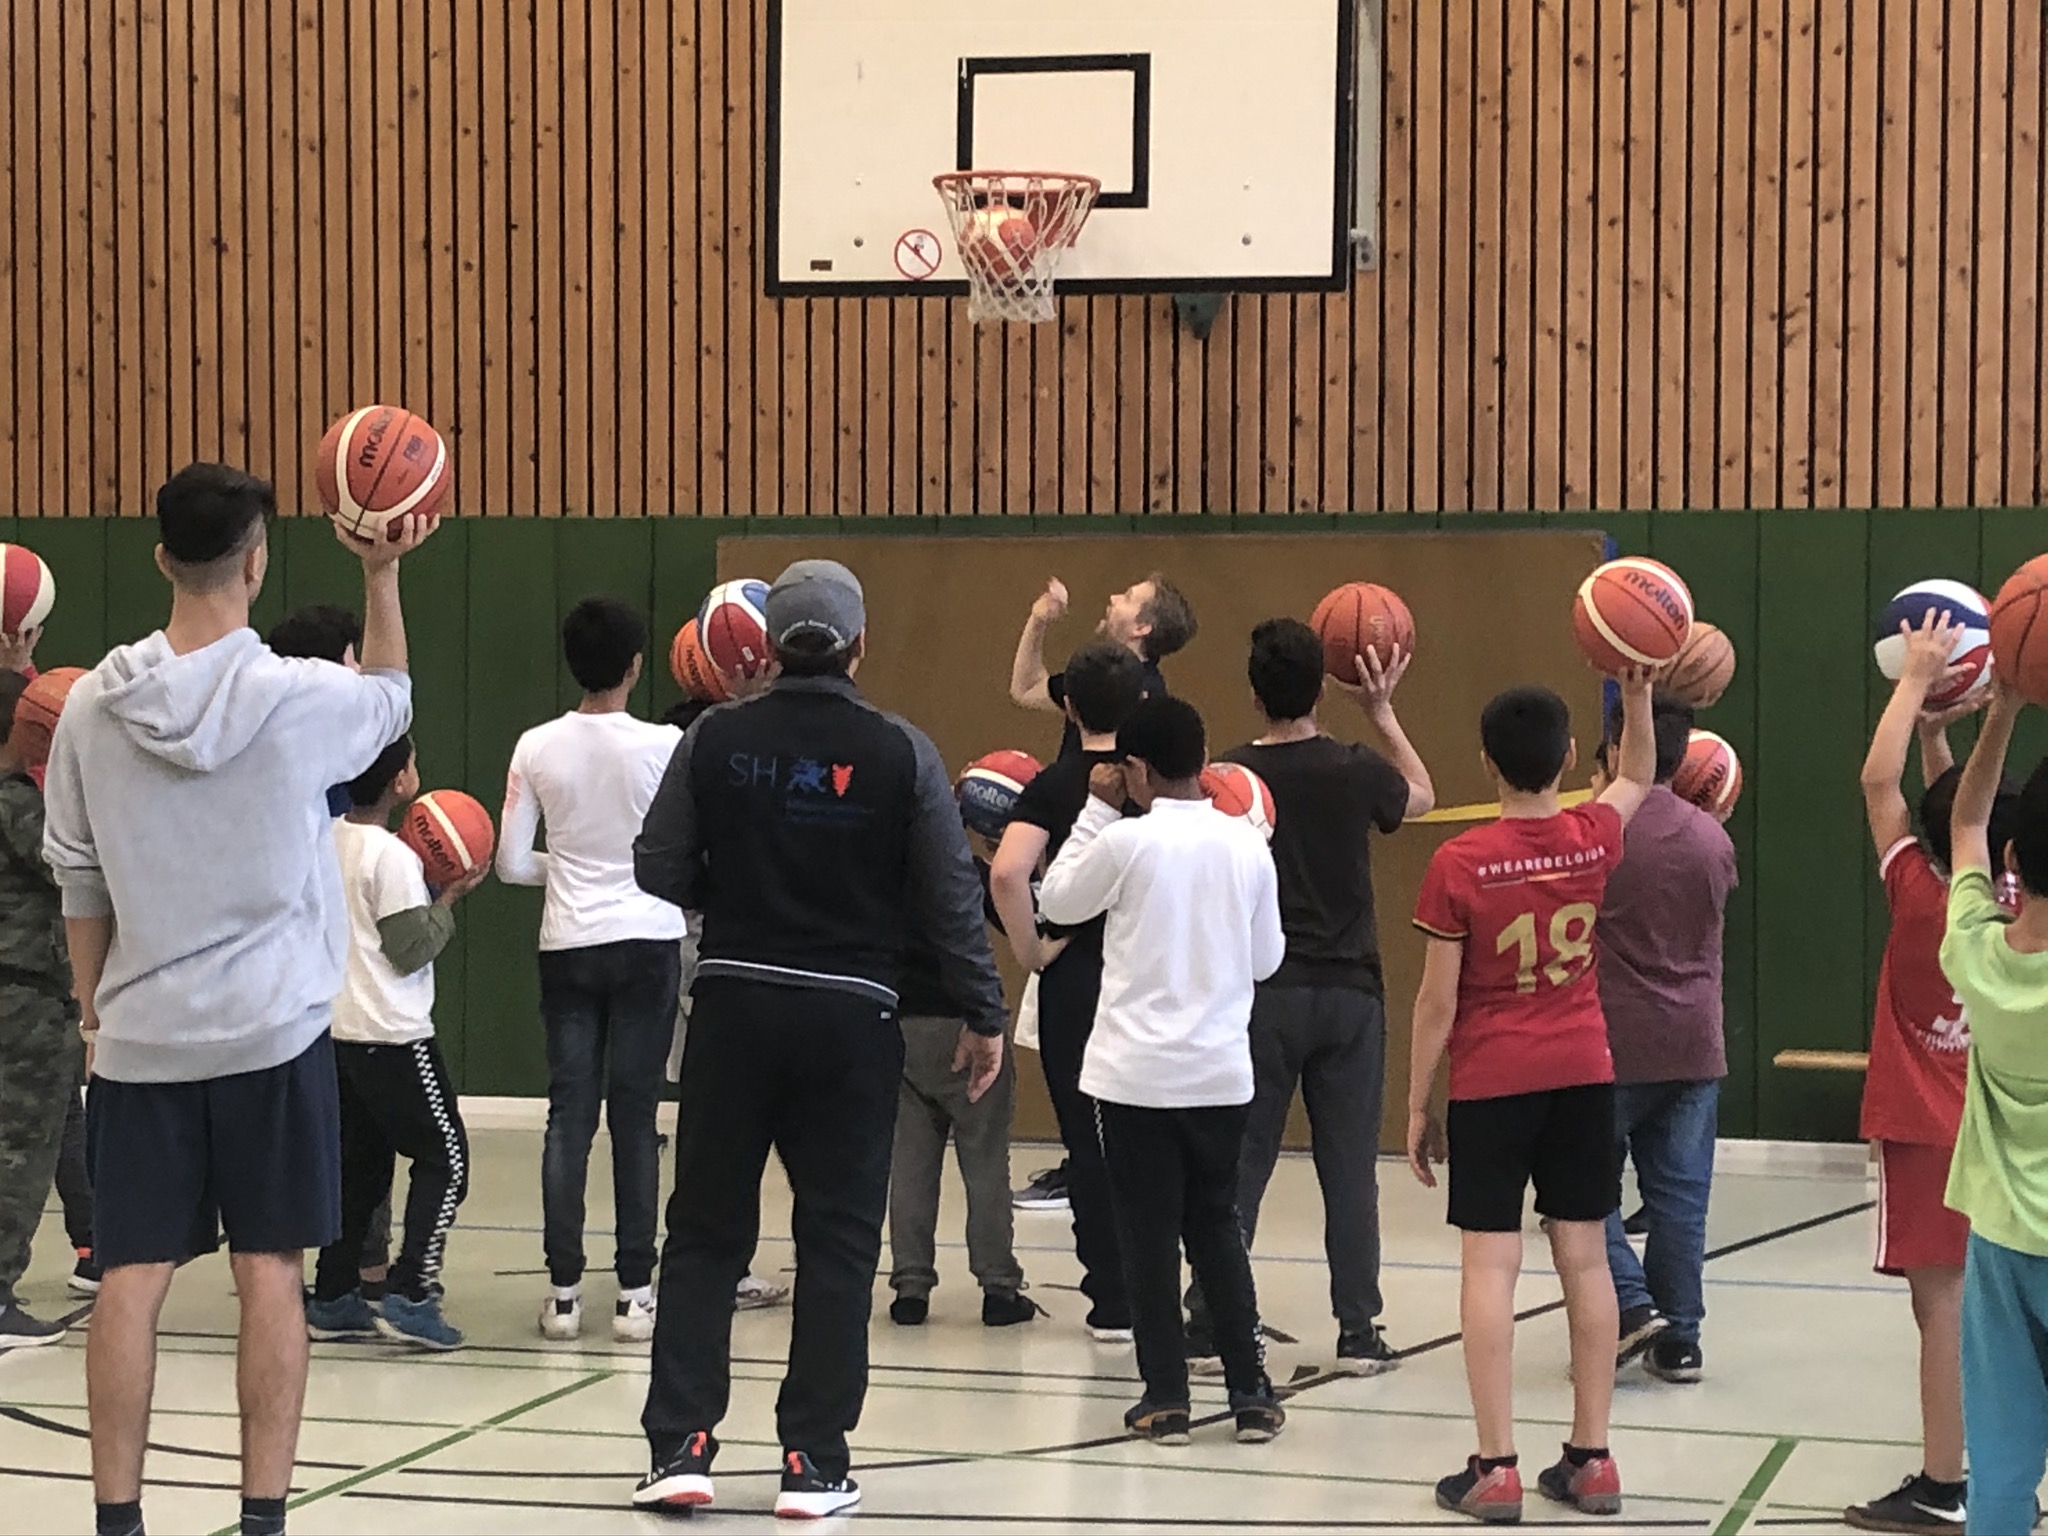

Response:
(933, 170), (1101, 324)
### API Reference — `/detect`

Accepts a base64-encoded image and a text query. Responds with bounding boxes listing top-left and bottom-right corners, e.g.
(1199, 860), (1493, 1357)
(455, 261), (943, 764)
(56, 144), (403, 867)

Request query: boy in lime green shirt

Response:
(1938, 678), (2048, 1536)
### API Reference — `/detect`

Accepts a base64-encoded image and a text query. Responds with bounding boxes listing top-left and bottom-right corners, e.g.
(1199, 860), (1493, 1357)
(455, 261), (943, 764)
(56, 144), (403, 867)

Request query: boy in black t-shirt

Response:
(990, 641), (1147, 1339)
(1186, 618), (1435, 1374)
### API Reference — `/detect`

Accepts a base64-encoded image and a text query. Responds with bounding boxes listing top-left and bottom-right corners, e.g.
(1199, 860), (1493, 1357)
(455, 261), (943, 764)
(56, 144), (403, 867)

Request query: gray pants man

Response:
(1189, 985), (1386, 1338)
(889, 1016), (1024, 1299)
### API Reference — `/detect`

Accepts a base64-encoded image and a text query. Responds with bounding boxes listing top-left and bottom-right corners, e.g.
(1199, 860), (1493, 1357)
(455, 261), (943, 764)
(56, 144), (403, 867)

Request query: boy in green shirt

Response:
(1938, 678), (2048, 1536)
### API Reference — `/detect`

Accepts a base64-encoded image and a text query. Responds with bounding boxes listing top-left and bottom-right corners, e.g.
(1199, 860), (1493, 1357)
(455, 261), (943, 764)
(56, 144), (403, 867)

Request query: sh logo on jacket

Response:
(729, 753), (866, 825)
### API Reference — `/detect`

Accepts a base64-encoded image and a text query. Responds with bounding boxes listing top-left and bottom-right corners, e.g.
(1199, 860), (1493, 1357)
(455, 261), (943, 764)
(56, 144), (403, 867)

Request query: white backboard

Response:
(766, 0), (1357, 296)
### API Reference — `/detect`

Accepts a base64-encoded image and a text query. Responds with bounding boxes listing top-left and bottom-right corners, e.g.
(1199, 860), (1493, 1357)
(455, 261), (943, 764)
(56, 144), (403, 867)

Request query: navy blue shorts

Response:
(86, 1032), (342, 1268)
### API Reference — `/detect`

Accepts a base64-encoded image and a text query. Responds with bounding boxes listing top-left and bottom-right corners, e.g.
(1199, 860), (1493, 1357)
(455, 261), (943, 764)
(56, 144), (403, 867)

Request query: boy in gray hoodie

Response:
(41, 464), (429, 1536)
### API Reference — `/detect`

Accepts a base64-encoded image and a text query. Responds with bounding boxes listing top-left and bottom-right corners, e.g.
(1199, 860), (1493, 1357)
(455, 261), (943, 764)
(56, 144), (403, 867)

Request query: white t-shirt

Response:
(332, 819), (437, 1045)
(497, 711), (687, 951)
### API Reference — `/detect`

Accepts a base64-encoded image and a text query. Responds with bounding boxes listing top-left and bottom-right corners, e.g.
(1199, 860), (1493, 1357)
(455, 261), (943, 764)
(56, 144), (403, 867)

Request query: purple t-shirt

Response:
(1597, 786), (1738, 1084)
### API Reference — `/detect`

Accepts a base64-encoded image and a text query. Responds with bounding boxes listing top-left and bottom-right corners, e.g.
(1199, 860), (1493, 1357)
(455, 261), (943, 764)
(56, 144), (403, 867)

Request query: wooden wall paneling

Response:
(1171, 301), (1203, 513)
(242, 0), (277, 497)
(87, 0), (119, 511)
(565, 0), (600, 518)
(217, 0), (249, 477)
(1031, 305), (1059, 515)
(868, 300), (895, 515)
(1938, 0), (1979, 508)
(1814, 0), (1854, 508)
(3, 1), (19, 513)
(696, 0), (726, 515)
(1558, 0), (1595, 510)
(749, 0), (779, 522)
(371, 0), (403, 409)
(1498, 0), (1535, 510)
(669, 0), (699, 516)
(38, 1), (71, 511)
(1229, 298), (1259, 514)
(1872, 0), (1909, 507)
(1620, 0), (1656, 510)
(596, 0), (627, 515)
(137, 0), (168, 501)
(810, 298), (838, 514)
(840, 300), (867, 514)
(2006, 1), (2043, 507)
(168, 0), (199, 467)
(1090, 300), (1119, 514)
(1408, 0), (1443, 513)
(1592, 0), (1627, 511)
(634, 0), (667, 515)
(1117, 299), (1150, 513)
(1204, 298), (1235, 514)
(1971, 0), (2009, 507)
(1378, 0), (1413, 513)
(1529, 0), (1565, 510)
(1905, 0), (1943, 505)
(892, 298), (920, 517)
(295, 0), (328, 509)
(1652, 0), (1687, 509)
(1746, 0), (1783, 509)
(343, 0), (373, 418)
(406, 0), (437, 430)
(1263, 299), (1295, 516)
(476, 0), (508, 515)
(1467, 8), (1503, 512)
(1437, 0), (1473, 514)
(930, 301), (958, 518)
(721, 0), (753, 518)
(1686, 0), (1723, 507)
(534, 0), (566, 516)
(1778, 0), (1816, 508)
(1716, 0), (1752, 508)
(452, 0), (485, 516)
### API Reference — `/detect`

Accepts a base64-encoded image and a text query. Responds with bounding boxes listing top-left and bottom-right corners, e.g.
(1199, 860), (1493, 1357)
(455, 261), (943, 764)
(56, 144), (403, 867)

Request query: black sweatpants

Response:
(643, 978), (902, 1481)
(1035, 950), (1130, 1328)
(313, 1038), (469, 1305)
(1097, 1100), (1268, 1408)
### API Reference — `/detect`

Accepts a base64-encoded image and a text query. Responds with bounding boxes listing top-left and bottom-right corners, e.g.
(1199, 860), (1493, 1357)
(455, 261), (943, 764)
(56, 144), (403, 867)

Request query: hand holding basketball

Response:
(336, 510), (440, 567)
(1333, 645), (1411, 715)
(436, 865), (490, 906)
(1898, 609), (1961, 688)
(0, 624), (41, 675)
(1033, 578), (1070, 625)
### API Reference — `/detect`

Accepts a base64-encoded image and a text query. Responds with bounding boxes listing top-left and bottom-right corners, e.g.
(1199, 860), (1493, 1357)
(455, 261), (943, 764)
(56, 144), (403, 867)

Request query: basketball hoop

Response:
(933, 170), (1101, 324)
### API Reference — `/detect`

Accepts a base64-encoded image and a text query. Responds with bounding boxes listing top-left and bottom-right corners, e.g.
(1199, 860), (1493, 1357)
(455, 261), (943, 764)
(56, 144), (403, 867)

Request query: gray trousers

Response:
(1189, 984), (1387, 1334)
(888, 1014), (1024, 1298)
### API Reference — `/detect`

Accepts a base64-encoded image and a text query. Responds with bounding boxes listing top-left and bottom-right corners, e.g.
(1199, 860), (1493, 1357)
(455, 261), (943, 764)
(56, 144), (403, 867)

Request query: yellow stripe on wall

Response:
(1413, 788), (1595, 825)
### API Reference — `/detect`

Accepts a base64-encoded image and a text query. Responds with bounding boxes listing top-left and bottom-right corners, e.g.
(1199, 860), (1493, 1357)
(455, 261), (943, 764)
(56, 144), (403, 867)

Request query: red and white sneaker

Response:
(631, 1430), (715, 1510)
(1537, 1445), (1623, 1516)
(1435, 1456), (1524, 1523)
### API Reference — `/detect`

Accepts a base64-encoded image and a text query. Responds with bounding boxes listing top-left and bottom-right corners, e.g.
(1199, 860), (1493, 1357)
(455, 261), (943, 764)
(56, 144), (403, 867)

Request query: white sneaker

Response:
(737, 1274), (791, 1311)
(615, 1290), (657, 1343)
(539, 1291), (583, 1341)
(1088, 1324), (1136, 1344)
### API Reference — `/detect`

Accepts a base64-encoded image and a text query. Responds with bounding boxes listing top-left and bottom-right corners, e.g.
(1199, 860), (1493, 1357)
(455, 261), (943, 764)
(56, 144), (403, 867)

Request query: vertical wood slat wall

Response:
(1, 0), (2042, 520)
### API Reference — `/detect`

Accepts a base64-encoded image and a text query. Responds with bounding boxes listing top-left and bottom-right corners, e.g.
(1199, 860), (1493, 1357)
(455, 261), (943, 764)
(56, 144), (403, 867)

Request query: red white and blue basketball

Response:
(1200, 762), (1277, 842)
(0, 544), (56, 638)
(697, 579), (773, 679)
(956, 749), (1043, 837)
(1874, 579), (1992, 707)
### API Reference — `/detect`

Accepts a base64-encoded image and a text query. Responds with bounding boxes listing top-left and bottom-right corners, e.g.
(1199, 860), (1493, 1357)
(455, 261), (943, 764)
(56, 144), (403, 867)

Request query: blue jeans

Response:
(1604, 1079), (1718, 1343)
(1963, 1231), (2048, 1536)
(539, 940), (682, 1290)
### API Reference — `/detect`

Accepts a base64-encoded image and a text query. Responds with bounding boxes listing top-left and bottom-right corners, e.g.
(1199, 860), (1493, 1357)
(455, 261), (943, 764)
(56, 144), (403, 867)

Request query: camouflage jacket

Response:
(0, 770), (72, 992)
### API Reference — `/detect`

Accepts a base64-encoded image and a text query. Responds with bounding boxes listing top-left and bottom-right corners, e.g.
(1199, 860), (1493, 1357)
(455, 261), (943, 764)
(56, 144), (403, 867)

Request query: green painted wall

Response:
(10, 509), (2040, 1141)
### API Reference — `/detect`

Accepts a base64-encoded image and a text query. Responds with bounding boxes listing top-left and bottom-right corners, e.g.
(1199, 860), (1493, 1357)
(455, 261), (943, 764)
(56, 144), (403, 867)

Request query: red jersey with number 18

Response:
(1413, 801), (1625, 1102)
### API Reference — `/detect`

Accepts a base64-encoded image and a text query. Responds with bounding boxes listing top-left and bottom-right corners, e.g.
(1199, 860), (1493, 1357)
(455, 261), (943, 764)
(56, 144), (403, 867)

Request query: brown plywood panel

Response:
(717, 529), (1608, 1150)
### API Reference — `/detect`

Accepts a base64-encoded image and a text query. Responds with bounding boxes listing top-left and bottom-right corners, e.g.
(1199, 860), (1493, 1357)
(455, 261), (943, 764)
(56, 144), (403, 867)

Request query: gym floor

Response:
(0, 1129), (1988, 1534)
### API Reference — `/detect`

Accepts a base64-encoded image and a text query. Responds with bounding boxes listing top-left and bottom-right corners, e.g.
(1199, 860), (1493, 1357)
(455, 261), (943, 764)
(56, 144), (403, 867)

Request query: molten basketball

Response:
(1200, 762), (1277, 842)
(10, 665), (85, 769)
(697, 579), (773, 679)
(1875, 579), (1993, 707)
(0, 544), (56, 638)
(316, 404), (453, 542)
(1664, 621), (1737, 708)
(956, 749), (1043, 838)
(399, 789), (496, 887)
(964, 205), (1037, 281)
(1311, 583), (1416, 685)
(1988, 557), (2048, 705)
(1572, 557), (1694, 673)
(1672, 730), (1742, 821)
(669, 618), (731, 703)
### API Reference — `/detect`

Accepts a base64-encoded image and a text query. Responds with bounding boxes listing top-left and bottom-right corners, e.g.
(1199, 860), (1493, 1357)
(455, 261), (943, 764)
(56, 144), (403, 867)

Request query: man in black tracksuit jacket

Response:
(629, 559), (1007, 1521)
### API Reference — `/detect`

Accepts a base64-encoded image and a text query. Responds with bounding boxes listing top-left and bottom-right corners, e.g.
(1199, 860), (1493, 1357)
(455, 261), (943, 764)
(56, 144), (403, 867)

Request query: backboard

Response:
(765, 0), (1358, 297)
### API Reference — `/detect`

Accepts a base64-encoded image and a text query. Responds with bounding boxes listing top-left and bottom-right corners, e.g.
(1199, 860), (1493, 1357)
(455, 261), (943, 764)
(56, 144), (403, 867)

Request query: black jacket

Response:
(633, 675), (1007, 1034)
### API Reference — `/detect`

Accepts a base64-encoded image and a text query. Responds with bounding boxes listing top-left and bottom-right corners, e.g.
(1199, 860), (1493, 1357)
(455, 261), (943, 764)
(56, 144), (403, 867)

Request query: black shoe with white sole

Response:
(775, 1451), (861, 1520)
(1615, 1305), (1667, 1370)
(1336, 1325), (1400, 1376)
(1231, 1392), (1286, 1444)
(1843, 1471), (1967, 1532)
(1124, 1398), (1192, 1445)
(0, 1302), (66, 1350)
(1643, 1335), (1703, 1383)
(632, 1430), (717, 1511)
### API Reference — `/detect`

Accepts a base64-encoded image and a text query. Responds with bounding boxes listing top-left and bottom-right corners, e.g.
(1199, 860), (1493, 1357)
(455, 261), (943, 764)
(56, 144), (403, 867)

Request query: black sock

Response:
(241, 1495), (286, 1536)
(1565, 1445), (1609, 1467)
(1923, 1473), (1967, 1495)
(359, 1278), (388, 1302)
(95, 1500), (144, 1536)
(1476, 1454), (1518, 1473)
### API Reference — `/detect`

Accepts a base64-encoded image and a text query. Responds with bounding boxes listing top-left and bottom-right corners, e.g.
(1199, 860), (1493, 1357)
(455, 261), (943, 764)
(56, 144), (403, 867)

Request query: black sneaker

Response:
(1231, 1390), (1286, 1444)
(1336, 1325), (1400, 1376)
(68, 1249), (101, 1296)
(981, 1291), (1041, 1327)
(1124, 1397), (1192, 1445)
(774, 1450), (861, 1519)
(0, 1302), (66, 1351)
(889, 1294), (928, 1326)
(1844, 1472), (1967, 1532)
(1644, 1335), (1703, 1383)
(1012, 1166), (1071, 1211)
(1622, 1207), (1649, 1236)
(1184, 1319), (1222, 1377)
(1616, 1305), (1667, 1370)
(632, 1429), (716, 1510)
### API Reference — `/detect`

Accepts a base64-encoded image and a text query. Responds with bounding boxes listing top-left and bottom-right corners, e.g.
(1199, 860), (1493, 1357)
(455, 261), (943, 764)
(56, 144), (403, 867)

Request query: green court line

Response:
(1714, 1439), (1799, 1536)
(199, 1370), (610, 1536)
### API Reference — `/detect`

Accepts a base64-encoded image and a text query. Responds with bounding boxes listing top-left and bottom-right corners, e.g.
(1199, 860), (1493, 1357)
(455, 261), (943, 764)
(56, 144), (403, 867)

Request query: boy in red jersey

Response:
(1407, 670), (1657, 1524)
(1846, 610), (2018, 1535)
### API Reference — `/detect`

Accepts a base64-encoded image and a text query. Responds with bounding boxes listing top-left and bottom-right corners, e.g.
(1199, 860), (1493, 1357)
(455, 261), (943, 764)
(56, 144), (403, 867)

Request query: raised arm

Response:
(1332, 645), (1436, 818)
(1862, 610), (1964, 856)
(340, 512), (437, 676)
(1950, 677), (2021, 877)
(1009, 579), (1068, 711)
(1593, 666), (1658, 825)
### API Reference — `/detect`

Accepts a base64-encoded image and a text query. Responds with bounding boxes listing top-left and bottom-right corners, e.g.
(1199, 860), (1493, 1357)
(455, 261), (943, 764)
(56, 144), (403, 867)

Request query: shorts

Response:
(1876, 1139), (1969, 1274)
(1446, 1082), (1619, 1233)
(87, 1032), (341, 1269)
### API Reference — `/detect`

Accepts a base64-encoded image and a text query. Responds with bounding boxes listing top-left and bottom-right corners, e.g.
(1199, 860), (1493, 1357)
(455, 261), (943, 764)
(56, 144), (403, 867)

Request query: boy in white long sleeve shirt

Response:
(1037, 695), (1287, 1447)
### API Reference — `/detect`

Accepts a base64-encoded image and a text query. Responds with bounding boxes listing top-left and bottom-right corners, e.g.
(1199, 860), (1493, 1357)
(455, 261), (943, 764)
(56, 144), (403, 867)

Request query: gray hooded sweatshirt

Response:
(42, 628), (412, 1083)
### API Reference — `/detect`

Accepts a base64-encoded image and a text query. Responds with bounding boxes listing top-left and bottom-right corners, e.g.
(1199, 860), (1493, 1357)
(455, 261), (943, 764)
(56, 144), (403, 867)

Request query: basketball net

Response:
(933, 171), (1101, 324)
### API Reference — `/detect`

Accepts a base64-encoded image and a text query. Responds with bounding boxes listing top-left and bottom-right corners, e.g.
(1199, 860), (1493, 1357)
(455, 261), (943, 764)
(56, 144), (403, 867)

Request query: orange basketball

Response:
(1310, 582), (1416, 685)
(1671, 730), (1742, 821)
(1991, 554), (2048, 706)
(668, 618), (731, 703)
(10, 665), (85, 770)
(1663, 621), (1737, 708)
(1572, 557), (1694, 673)
(399, 789), (496, 887)
(1199, 762), (1277, 841)
(315, 404), (452, 542)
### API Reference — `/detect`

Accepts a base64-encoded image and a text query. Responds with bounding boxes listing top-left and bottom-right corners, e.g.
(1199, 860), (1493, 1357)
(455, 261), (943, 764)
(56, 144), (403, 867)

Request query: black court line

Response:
(0, 1407), (362, 1473)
